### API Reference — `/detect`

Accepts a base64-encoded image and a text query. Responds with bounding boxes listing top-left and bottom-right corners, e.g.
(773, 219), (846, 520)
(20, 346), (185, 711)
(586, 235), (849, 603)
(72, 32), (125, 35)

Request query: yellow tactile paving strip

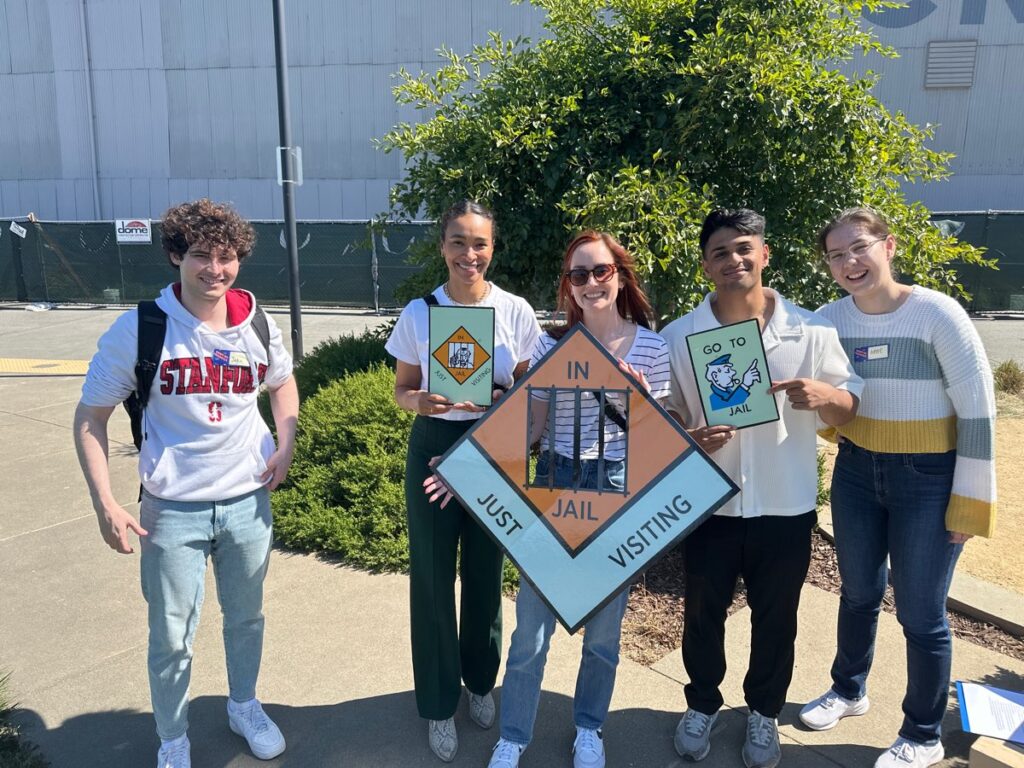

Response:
(0, 358), (89, 375)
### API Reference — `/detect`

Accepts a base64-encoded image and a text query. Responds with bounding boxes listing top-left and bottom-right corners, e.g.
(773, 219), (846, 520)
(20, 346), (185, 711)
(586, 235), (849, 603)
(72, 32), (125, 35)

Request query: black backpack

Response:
(122, 300), (271, 450)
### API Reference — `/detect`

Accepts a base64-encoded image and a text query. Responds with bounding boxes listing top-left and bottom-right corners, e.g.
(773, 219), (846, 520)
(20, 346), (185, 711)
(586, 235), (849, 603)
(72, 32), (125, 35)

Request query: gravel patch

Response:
(619, 530), (1024, 667)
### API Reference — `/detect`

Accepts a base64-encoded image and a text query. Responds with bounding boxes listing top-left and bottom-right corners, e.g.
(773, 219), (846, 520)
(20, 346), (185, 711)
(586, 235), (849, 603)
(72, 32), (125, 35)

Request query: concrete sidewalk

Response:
(2, 307), (1023, 768)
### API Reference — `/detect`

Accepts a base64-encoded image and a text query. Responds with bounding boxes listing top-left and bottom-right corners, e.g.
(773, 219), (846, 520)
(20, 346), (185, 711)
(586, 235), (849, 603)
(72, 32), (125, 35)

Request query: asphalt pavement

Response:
(1, 305), (1022, 768)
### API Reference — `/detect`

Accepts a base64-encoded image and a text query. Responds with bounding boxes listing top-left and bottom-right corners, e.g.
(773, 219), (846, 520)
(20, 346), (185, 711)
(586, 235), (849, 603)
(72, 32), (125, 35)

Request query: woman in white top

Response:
(385, 200), (541, 763)
(480, 231), (670, 768)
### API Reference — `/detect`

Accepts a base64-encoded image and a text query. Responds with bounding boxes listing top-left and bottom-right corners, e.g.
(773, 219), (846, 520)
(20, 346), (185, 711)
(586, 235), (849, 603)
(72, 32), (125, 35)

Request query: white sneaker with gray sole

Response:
(799, 690), (870, 731)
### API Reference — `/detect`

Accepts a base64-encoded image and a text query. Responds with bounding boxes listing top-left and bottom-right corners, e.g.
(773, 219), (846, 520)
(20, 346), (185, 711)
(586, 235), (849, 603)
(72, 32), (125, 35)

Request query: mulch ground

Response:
(618, 530), (1024, 667)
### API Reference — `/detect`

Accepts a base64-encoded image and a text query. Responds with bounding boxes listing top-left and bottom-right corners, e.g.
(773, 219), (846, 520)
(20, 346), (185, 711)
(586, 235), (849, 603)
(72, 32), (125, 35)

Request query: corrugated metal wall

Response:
(0, 0), (547, 220)
(851, 0), (1024, 211)
(0, 0), (1020, 221)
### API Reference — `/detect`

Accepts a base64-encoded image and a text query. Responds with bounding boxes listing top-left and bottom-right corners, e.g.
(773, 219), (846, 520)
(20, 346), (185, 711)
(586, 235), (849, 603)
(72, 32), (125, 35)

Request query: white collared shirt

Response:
(661, 290), (863, 518)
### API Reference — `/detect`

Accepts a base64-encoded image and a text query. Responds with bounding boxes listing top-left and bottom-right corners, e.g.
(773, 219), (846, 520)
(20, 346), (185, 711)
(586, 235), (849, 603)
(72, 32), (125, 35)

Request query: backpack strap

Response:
(135, 301), (167, 411)
(423, 293), (439, 306)
(592, 390), (628, 432)
(124, 301), (167, 452)
(250, 303), (271, 365)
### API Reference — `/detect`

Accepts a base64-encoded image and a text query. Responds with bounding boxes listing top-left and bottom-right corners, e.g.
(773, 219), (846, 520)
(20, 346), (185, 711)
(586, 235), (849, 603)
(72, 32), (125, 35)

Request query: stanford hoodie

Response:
(81, 284), (294, 501)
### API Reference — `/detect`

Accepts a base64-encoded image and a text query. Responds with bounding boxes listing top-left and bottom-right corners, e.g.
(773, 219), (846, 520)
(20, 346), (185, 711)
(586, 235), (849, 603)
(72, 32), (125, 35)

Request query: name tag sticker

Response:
(212, 349), (231, 366)
(854, 344), (889, 362)
(229, 351), (250, 367)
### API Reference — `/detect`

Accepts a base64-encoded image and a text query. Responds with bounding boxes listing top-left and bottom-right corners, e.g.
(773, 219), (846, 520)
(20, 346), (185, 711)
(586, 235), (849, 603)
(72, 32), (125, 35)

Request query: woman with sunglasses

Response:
(479, 231), (669, 768)
(386, 199), (541, 763)
(799, 208), (996, 768)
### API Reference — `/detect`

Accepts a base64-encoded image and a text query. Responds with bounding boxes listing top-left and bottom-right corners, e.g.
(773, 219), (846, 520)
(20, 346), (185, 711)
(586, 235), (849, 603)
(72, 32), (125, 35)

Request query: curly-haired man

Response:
(73, 199), (299, 768)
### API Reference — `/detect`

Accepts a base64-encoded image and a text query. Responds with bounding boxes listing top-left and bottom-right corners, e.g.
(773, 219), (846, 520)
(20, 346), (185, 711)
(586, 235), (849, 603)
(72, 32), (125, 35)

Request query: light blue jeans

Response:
(499, 453), (630, 746)
(140, 487), (272, 740)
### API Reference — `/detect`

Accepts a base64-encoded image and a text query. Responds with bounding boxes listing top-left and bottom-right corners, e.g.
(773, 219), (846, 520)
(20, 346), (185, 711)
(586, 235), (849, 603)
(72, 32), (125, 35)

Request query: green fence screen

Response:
(1, 214), (1021, 311)
(0, 220), (429, 310)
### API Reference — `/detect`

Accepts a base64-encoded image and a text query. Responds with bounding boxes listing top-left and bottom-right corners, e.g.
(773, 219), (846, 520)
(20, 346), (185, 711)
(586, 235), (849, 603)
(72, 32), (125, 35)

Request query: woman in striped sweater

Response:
(799, 207), (996, 768)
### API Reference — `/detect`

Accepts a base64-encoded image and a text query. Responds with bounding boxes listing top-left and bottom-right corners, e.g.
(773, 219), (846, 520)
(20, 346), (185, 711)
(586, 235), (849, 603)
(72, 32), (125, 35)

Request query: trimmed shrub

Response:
(273, 364), (413, 572)
(259, 321), (395, 429)
(817, 448), (831, 509)
(273, 362), (523, 591)
(0, 672), (48, 768)
(994, 359), (1024, 395)
(294, 322), (395, 402)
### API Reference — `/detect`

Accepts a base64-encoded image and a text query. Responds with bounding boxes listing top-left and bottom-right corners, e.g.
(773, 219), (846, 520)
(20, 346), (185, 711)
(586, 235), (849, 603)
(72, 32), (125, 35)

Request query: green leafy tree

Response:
(381, 0), (989, 317)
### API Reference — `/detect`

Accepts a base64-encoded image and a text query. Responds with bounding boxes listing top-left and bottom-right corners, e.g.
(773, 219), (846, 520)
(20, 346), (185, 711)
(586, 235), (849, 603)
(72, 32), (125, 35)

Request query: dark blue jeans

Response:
(829, 440), (961, 745)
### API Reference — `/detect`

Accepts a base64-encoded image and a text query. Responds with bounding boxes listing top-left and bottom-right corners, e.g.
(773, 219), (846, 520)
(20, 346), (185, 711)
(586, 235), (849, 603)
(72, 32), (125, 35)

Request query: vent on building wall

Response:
(925, 40), (978, 88)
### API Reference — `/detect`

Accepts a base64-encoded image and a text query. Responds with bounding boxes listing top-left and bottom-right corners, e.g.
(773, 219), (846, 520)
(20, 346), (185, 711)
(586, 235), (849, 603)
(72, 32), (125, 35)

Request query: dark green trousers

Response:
(405, 415), (504, 720)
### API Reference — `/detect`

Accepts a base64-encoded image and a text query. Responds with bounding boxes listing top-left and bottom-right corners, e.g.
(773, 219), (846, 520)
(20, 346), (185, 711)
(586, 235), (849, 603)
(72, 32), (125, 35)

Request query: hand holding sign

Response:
(416, 391), (455, 416)
(450, 387), (506, 413)
(688, 424), (736, 455)
(617, 359), (650, 393)
(423, 456), (455, 509)
(768, 378), (839, 411)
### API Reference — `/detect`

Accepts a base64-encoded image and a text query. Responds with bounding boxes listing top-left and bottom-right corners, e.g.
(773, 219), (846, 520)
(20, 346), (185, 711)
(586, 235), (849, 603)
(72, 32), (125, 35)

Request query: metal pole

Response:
(272, 0), (303, 359)
(78, 0), (102, 219)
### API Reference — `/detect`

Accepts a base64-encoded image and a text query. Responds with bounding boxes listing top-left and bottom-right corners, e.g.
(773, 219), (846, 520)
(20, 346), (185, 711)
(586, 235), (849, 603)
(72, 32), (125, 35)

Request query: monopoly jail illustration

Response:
(434, 325), (738, 632)
(428, 305), (496, 406)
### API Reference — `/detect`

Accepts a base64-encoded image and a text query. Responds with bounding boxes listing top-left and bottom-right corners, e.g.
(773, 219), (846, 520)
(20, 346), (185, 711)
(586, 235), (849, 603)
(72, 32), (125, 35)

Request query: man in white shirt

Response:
(73, 199), (298, 768)
(661, 209), (863, 768)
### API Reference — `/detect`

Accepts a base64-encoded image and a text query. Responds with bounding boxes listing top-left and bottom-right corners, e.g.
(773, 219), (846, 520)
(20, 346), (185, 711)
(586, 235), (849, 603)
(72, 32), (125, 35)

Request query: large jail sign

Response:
(428, 305), (495, 406)
(434, 325), (739, 632)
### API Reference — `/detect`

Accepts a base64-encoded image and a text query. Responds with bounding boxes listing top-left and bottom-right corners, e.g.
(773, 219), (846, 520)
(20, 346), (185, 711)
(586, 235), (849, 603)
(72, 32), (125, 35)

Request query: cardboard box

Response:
(971, 736), (1024, 768)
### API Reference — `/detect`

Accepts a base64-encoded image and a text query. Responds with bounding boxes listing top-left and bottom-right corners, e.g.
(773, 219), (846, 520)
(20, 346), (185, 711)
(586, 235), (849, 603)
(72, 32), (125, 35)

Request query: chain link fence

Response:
(0, 219), (430, 310)
(1, 213), (1021, 311)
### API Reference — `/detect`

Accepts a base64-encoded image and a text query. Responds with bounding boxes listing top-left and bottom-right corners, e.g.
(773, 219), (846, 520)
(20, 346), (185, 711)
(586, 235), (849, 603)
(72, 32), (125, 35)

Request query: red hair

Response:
(549, 231), (655, 340)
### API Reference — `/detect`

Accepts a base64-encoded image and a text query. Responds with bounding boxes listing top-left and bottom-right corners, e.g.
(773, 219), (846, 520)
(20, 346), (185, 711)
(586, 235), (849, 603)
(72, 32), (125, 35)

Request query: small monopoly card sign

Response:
(434, 325), (739, 633)
(685, 318), (779, 429)
(9, 220), (27, 238)
(428, 305), (496, 407)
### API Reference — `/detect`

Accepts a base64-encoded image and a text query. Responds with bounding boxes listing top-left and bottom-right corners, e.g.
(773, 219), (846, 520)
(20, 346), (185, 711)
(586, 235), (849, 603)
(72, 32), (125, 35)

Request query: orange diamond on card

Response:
(432, 326), (492, 384)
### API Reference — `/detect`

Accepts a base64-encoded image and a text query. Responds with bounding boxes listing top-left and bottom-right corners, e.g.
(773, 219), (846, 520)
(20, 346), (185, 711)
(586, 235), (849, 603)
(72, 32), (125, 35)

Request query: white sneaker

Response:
(573, 727), (605, 768)
(227, 698), (286, 760)
(674, 709), (718, 761)
(487, 738), (525, 768)
(429, 717), (458, 762)
(874, 737), (944, 767)
(799, 690), (870, 731)
(157, 734), (191, 768)
(469, 690), (496, 729)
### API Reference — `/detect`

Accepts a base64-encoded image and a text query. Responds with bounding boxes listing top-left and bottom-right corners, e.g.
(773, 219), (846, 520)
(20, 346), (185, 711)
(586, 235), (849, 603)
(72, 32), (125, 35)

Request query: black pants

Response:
(682, 511), (815, 718)
(405, 415), (504, 720)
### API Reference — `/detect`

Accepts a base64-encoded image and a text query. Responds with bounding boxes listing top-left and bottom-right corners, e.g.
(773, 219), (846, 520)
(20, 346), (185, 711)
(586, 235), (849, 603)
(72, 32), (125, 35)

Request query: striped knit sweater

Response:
(817, 286), (996, 537)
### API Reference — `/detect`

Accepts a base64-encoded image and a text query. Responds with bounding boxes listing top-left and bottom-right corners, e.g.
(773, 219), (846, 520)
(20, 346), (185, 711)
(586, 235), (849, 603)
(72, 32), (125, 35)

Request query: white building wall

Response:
(0, 0), (547, 221)
(0, 0), (1020, 221)
(856, 0), (1024, 210)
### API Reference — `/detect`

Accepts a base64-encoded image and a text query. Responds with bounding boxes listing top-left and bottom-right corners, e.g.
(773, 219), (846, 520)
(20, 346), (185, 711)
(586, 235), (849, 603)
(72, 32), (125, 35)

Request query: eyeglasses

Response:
(823, 237), (886, 265)
(565, 264), (618, 286)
